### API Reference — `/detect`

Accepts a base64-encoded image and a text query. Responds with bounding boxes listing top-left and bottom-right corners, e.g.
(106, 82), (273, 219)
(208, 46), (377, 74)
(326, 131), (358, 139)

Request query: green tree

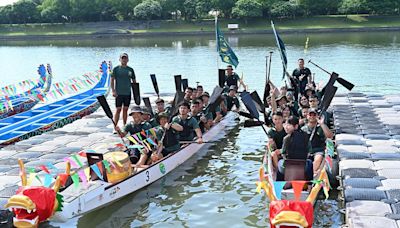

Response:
(11, 0), (41, 23)
(0, 5), (13, 24)
(134, 0), (162, 20)
(212, 0), (236, 18)
(108, 0), (140, 21)
(367, 0), (400, 15)
(338, 0), (369, 15)
(297, 0), (340, 15)
(232, 0), (262, 20)
(38, 0), (71, 23)
(270, 0), (302, 18)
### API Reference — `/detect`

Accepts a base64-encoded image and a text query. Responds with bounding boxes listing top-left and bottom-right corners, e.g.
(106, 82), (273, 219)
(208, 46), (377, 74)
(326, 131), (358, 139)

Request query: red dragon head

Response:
(5, 160), (64, 228)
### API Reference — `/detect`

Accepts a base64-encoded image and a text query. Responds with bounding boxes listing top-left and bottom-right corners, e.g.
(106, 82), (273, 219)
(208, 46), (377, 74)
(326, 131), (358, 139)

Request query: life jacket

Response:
(287, 130), (309, 160)
(163, 128), (179, 148)
(177, 116), (194, 140)
(226, 74), (238, 87)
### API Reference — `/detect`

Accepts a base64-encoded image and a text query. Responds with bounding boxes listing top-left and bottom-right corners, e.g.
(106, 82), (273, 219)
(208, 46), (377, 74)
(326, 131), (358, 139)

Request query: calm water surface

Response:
(1, 32), (398, 227)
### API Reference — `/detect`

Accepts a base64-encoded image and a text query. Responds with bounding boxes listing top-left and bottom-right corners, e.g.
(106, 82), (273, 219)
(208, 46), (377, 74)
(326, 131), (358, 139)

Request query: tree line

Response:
(0, 0), (399, 24)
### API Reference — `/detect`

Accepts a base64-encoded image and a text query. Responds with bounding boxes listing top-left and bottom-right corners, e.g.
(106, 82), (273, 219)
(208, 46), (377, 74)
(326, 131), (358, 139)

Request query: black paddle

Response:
(207, 86), (224, 113)
(150, 74), (159, 98)
(263, 52), (273, 108)
(308, 60), (354, 91)
(142, 97), (154, 117)
(131, 82), (141, 105)
(238, 111), (254, 119)
(218, 69), (225, 88)
(244, 120), (264, 127)
(96, 95), (126, 145)
(174, 75), (182, 92)
(240, 91), (268, 135)
(181, 79), (189, 91)
(250, 91), (265, 113)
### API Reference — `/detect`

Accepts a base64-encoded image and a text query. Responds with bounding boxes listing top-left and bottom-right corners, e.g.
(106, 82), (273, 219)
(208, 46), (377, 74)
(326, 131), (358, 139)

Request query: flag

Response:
(271, 21), (288, 80)
(215, 18), (239, 68)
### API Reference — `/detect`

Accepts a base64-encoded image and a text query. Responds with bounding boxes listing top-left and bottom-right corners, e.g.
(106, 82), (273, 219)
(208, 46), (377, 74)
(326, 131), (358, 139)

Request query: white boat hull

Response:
(52, 112), (238, 222)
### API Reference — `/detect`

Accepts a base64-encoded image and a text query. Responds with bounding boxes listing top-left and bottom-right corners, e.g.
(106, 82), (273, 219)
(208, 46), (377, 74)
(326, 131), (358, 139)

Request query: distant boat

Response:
(0, 64), (52, 119)
(0, 61), (110, 146)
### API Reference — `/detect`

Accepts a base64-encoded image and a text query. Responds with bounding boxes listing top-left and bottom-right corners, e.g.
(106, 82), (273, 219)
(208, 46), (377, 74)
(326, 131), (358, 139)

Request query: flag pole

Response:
(215, 15), (220, 71)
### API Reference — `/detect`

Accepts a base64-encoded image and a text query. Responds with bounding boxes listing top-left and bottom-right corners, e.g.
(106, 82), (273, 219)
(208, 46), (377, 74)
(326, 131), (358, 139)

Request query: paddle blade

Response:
(322, 72), (339, 98)
(218, 69), (225, 88)
(142, 97), (154, 117)
(131, 82), (141, 105)
(240, 91), (259, 119)
(250, 91), (265, 113)
(181, 79), (188, 91)
(208, 86), (224, 113)
(320, 86), (337, 113)
(97, 95), (113, 120)
(244, 120), (264, 128)
(150, 74), (159, 96)
(337, 77), (354, 91)
(169, 91), (185, 120)
(238, 111), (254, 119)
(174, 75), (182, 92)
(263, 83), (271, 108)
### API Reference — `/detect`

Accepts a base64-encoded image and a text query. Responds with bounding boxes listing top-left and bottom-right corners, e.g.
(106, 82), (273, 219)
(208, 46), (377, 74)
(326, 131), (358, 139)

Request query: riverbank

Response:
(0, 15), (400, 40)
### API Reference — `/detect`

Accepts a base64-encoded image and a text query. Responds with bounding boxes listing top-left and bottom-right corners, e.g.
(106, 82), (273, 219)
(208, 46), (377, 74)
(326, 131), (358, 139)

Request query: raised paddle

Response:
(150, 74), (159, 97)
(250, 91), (265, 114)
(240, 91), (268, 135)
(218, 69), (225, 88)
(238, 111), (254, 119)
(174, 75), (182, 92)
(181, 79), (189, 91)
(142, 97), (154, 117)
(263, 51), (273, 108)
(308, 60), (354, 91)
(131, 82), (141, 105)
(96, 95), (126, 145)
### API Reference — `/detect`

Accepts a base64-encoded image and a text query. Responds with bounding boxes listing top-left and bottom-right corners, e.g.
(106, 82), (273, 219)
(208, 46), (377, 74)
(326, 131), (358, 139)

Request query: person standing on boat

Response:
(111, 53), (136, 129)
(278, 116), (313, 181)
(225, 65), (246, 90)
(267, 111), (287, 169)
(226, 86), (240, 111)
(292, 58), (312, 100)
(115, 106), (152, 164)
(301, 108), (333, 174)
(155, 112), (183, 157)
(172, 102), (203, 144)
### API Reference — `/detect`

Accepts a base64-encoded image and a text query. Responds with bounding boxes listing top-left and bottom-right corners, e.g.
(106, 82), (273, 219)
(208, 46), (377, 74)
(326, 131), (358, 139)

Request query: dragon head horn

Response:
(18, 159), (27, 186)
(66, 161), (71, 175)
(53, 176), (61, 193)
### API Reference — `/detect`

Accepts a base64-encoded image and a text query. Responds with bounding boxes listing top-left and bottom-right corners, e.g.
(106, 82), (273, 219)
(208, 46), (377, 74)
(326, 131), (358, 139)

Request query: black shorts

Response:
(116, 95), (131, 108)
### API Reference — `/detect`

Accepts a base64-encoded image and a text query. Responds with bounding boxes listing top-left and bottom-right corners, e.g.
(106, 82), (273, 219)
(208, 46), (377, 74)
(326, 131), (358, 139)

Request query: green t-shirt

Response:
(155, 126), (180, 152)
(123, 121), (152, 135)
(301, 124), (326, 153)
(172, 116), (199, 141)
(111, 65), (136, 96)
(267, 127), (287, 150)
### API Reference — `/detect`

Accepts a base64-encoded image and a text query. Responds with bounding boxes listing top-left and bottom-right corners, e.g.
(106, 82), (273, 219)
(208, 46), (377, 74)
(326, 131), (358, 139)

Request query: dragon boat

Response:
(257, 140), (335, 228)
(0, 64), (52, 119)
(0, 61), (110, 146)
(5, 111), (238, 227)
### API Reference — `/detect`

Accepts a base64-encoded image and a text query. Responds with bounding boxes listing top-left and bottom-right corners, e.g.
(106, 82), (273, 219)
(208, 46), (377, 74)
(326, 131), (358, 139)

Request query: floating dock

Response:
(333, 92), (400, 227)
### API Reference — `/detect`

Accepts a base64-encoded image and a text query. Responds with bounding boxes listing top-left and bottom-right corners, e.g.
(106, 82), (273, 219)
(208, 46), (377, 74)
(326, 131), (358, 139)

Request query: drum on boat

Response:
(104, 151), (132, 183)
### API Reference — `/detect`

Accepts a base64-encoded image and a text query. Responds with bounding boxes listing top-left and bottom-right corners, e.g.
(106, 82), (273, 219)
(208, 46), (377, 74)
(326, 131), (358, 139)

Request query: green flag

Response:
(215, 18), (239, 68)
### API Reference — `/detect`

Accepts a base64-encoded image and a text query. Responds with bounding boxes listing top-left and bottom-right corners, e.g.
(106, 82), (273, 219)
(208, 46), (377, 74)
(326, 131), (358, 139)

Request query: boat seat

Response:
(284, 159), (306, 189)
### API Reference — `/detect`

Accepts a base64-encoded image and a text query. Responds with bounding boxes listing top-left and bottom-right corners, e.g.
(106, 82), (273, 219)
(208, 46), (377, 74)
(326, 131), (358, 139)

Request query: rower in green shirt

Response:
(172, 102), (203, 144)
(155, 112), (183, 157)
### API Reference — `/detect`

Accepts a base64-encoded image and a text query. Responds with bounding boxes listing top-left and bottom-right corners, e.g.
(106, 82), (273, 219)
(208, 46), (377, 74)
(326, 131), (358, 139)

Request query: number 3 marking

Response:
(145, 170), (150, 182)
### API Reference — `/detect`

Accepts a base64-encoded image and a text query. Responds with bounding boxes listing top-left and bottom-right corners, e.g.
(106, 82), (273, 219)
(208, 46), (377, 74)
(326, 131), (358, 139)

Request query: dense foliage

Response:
(0, 0), (399, 24)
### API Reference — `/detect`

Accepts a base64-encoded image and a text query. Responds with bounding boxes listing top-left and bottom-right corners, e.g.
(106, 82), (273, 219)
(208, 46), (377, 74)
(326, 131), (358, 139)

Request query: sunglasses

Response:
(309, 100), (318, 103)
(308, 112), (317, 116)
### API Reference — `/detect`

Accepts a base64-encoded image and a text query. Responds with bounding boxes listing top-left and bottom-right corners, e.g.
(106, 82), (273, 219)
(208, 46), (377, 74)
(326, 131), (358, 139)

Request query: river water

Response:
(1, 31), (399, 227)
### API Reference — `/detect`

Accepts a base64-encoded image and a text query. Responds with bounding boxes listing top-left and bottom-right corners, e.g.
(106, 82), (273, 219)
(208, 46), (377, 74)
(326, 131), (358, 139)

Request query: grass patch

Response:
(0, 15), (399, 37)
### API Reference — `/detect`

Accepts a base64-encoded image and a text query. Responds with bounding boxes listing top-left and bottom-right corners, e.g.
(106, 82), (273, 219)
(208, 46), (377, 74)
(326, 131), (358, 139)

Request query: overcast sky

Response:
(0, 0), (18, 7)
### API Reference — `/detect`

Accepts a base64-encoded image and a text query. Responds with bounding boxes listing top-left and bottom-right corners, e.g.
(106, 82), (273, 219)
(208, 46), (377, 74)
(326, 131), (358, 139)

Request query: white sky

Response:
(0, 0), (19, 7)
